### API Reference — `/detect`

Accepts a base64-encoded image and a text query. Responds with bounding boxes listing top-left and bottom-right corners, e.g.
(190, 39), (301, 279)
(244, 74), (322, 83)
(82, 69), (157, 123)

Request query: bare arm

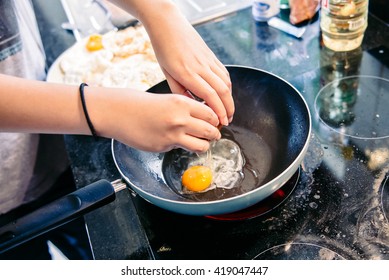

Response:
(1, 0), (231, 153)
(0, 74), (220, 153)
(0, 74), (87, 135)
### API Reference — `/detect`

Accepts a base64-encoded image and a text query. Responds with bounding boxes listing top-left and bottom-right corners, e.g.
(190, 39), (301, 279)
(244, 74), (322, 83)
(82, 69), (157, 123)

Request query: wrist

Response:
(79, 83), (98, 137)
(82, 86), (143, 141)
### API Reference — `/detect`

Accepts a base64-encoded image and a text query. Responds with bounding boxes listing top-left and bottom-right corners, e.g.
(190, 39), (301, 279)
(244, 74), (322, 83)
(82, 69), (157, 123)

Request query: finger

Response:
(176, 134), (211, 153)
(164, 70), (225, 127)
(186, 117), (221, 141)
(202, 53), (231, 92)
(213, 59), (232, 91)
(163, 70), (185, 94)
(198, 70), (234, 126)
(188, 98), (220, 128)
(164, 71), (203, 101)
(163, 64), (233, 125)
(186, 74), (229, 126)
(204, 66), (235, 122)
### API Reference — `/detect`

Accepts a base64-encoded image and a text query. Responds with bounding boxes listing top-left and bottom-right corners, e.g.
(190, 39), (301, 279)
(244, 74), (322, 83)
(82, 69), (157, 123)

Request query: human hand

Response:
(93, 88), (221, 153)
(139, 3), (234, 126)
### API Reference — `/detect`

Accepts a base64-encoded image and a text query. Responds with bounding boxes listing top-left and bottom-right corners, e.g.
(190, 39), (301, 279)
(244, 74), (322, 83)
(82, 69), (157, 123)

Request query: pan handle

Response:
(0, 179), (116, 254)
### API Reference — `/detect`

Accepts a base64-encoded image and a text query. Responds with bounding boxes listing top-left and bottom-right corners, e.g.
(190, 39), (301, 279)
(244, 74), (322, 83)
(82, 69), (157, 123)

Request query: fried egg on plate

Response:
(58, 25), (165, 90)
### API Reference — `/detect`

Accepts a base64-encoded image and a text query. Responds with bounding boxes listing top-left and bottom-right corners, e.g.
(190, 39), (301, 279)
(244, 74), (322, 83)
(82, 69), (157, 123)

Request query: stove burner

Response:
(205, 168), (300, 221)
(314, 76), (389, 140)
(253, 242), (345, 260)
(381, 172), (389, 223)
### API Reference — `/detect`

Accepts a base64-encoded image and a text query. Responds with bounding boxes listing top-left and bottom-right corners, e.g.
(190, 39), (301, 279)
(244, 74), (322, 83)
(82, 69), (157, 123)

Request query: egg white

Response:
(184, 139), (245, 193)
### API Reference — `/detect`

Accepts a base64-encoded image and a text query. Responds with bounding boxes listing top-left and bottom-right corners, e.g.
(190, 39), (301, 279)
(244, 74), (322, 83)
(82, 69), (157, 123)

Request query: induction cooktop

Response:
(129, 45), (389, 260)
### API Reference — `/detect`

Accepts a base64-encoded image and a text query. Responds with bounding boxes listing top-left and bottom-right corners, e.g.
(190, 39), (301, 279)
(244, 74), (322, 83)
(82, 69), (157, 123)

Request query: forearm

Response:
(0, 74), (93, 135)
(108, 0), (187, 45)
(0, 74), (171, 141)
(108, 0), (179, 25)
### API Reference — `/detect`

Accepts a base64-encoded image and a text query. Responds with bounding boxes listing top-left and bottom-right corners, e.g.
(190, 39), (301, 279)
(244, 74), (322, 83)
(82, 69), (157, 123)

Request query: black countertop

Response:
(33, 0), (389, 259)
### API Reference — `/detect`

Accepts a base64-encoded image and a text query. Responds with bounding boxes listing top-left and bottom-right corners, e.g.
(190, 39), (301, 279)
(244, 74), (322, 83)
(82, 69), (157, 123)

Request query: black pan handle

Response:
(0, 179), (116, 254)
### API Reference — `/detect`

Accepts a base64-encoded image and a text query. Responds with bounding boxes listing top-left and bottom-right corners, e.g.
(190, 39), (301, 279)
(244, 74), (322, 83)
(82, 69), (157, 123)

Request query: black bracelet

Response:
(79, 83), (97, 138)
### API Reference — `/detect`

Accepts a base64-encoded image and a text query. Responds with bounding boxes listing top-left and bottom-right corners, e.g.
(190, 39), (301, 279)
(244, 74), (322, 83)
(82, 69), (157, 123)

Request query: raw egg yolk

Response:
(86, 34), (103, 52)
(182, 165), (213, 192)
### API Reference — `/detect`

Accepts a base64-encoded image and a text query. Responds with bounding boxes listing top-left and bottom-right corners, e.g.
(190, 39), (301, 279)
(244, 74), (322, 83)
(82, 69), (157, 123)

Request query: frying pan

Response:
(0, 65), (311, 253)
(112, 65), (311, 216)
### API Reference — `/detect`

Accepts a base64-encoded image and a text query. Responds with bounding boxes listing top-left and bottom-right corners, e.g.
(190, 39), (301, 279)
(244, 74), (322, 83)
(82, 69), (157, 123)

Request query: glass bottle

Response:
(320, 0), (369, 52)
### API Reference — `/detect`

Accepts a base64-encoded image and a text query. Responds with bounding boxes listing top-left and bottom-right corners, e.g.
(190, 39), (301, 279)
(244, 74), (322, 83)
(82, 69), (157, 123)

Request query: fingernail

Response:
(228, 116), (233, 123)
(223, 116), (229, 126)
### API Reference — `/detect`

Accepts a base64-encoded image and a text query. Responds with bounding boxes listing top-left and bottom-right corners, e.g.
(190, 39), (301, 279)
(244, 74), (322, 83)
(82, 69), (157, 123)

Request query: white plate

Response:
(46, 26), (165, 90)
(46, 39), (84, 84)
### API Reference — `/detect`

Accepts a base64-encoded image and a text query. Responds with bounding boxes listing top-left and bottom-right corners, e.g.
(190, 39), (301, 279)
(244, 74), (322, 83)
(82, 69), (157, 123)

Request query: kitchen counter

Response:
(33, 0), (389, 259)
